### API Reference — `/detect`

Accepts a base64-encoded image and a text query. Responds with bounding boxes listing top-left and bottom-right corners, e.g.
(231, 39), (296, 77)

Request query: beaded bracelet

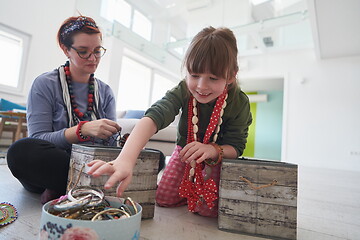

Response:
(0, 202), (18, 227)
(76, 121), (91, 142)
(205, 142), (223, 166)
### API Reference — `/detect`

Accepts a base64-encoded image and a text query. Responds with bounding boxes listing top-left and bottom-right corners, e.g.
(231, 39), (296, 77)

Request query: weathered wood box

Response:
(67, 144), (160, 219)
(218, 158), (298, 240)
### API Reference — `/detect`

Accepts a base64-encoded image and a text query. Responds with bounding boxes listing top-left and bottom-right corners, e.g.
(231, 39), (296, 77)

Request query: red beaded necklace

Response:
(186, 91), (228, 144)
(64, 61), (95, 120)
(179, 89), (228, 212)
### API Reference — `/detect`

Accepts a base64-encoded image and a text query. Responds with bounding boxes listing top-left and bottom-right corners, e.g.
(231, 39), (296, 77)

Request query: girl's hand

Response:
(87, 159), (133, 196)
(86, 117), (156, 196)
(82, 119), (121, 139)
(179, 142), (218, 164)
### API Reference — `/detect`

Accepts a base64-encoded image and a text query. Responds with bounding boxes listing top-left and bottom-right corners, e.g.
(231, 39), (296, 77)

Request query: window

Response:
(114, 0), (132, 28)
(117, 56), (151, 110)
(0, 24), (30, 94)
(169, 36), (186, 56)
(116, 54), (178, 111)
(132, 10), (152, 41)
(251, 0), (271, 5)
(101, 0), (152, 41)
(151, 73), (176, 104)
(101, 0), (131, 28)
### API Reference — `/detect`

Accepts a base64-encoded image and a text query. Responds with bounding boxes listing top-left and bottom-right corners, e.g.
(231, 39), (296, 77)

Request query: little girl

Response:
(88, 26), (252, 217)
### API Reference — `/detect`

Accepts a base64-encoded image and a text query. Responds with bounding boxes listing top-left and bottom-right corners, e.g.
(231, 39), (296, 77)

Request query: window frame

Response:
(116, 54), (153, 111)
(0, 23), (31, 96)
(132, 8), (152, 41)
(150, 69), (178, 104)
(101, 0), (153, 41)
(116, 51), (178, 111)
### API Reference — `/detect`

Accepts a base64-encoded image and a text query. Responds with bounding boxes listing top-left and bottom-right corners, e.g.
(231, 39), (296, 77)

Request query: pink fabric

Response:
(156, 145), (222, 217)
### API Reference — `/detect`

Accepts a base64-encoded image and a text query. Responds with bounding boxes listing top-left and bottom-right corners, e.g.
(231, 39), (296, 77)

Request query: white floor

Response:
(0, 158), (359, 240)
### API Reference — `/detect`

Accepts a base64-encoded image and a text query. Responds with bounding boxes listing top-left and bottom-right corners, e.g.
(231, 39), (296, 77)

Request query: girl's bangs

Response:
(186, 41), (231, 80)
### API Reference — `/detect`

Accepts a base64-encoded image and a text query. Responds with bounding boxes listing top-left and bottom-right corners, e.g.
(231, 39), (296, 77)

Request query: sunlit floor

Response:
(0, 156), (359, 240)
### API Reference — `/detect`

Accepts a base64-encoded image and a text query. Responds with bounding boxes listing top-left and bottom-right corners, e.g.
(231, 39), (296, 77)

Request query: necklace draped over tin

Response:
(178, 88), (228, 212)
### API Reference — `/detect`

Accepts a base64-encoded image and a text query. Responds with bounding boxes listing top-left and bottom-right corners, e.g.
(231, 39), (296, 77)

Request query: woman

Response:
(7, 16), (121, 204)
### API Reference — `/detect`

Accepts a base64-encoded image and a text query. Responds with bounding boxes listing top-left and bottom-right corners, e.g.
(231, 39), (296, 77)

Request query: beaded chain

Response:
(64, 61), (95, 120)
(179, 89), (228, 212)
(186, 90), (228, 180)
(0, 202), (18, 227)
(187, 92), (228, 144)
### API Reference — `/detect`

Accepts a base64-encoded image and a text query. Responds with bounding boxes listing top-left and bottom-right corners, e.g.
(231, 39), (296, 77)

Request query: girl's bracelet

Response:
(76, 121), (90, 142)
(205, 142), (223, 166)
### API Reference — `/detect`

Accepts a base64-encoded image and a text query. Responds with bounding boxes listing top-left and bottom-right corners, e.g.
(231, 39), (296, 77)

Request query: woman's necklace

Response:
(64, 61), (94, 120)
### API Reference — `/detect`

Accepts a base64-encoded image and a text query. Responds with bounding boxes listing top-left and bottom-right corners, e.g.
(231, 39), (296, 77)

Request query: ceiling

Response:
(119, 0), (360, 91)
(308, 0), (360, 59)
(129, 0), (312, 58)
(129, 0), (360, 59)
(134, 0), (307, 92)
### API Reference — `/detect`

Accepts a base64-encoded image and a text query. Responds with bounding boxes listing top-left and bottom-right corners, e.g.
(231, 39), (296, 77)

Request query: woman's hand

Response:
(179, 142), (218, 164)
(82, 119), (121, 139)
(87, 159), (133, 196)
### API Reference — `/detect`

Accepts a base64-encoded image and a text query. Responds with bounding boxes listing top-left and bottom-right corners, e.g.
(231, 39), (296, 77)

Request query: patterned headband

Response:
(61, 17), (98, 41)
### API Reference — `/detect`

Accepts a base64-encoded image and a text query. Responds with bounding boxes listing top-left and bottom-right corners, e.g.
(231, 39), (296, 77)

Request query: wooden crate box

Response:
(218, 158), (298, 240)
(67, 144), (160, 219)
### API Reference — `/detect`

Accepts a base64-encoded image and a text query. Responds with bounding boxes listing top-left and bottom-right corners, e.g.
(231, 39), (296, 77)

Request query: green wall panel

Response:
(242, 93), (257, 157)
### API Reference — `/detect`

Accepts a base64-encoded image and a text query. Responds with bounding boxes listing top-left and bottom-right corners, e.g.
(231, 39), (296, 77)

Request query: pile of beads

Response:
(0, 202), (18, 226)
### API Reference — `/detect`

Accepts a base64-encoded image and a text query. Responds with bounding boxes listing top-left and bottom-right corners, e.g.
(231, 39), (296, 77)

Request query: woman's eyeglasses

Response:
(70, 46), (106, 59)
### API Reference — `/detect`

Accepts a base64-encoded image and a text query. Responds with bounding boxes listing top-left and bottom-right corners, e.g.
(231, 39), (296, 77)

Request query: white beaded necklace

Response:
(187, 90), (228, 181)
(191, 94), (228, 143)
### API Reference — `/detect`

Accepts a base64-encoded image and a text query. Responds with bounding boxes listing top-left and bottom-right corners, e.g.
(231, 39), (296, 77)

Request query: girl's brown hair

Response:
(182, 26), (239, 81)
(57, 16), (101, 49)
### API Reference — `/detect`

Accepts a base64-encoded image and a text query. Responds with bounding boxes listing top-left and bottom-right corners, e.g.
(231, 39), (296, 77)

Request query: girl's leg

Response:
(156, 146), (187, 207)
(7, 138), (70, 200)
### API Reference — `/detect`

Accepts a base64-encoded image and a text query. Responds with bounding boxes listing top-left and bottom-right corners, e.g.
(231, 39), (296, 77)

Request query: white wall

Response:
(240, 49), (360, 172)
(0, 0), (78, 104)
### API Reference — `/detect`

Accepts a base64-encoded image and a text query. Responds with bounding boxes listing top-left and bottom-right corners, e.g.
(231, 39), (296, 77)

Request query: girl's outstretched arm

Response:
(87, 117), (157, 196)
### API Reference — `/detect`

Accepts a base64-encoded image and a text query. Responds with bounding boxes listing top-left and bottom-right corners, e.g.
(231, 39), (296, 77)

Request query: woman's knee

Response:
(7, 138), (32, 174)
(7, 138), (54, 176)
